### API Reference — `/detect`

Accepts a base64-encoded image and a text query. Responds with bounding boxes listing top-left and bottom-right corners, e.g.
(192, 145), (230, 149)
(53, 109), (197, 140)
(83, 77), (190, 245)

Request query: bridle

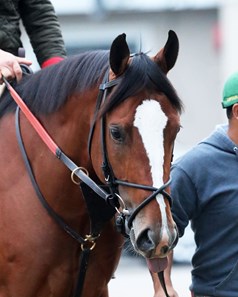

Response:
(87, 69), (172, 237)
(2, 64), (173, 297)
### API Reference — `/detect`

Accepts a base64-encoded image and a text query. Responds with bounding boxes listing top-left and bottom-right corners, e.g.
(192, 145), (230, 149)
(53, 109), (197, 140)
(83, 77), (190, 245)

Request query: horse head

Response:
(90, 31), (182, 272)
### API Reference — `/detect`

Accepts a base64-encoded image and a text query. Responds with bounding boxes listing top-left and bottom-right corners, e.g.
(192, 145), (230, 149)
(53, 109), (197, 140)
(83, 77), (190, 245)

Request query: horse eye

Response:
(110, 126), (123, 142)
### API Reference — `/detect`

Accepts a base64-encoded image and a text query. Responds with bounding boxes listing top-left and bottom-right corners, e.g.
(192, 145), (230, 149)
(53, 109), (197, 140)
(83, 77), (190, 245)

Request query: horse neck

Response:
(21, 89), (99, 223)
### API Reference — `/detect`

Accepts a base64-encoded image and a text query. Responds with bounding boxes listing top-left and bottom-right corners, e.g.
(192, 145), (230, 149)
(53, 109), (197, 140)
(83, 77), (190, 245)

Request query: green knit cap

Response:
(222, 72), (238, 108)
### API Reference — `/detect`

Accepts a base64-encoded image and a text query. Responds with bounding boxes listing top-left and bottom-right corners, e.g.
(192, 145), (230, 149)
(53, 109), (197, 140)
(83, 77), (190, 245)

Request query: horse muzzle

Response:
(130, 222), (178, 259)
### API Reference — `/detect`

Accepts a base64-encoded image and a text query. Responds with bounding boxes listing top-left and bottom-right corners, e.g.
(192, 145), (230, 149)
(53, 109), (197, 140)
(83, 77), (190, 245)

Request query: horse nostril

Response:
(136, 228), (155, 253)
(160, 245), (169, 255)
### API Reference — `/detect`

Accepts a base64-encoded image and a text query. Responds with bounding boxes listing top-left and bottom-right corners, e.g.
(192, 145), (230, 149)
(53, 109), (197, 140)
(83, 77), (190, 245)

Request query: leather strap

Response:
(157, 271), (170, 297)
(15, 106), (86, 244)
(15, 106), (99, 297)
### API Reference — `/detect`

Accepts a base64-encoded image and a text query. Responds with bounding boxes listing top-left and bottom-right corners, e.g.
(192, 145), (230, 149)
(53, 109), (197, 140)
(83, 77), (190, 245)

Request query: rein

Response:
(3, 69), (172, 297)
(15, 106), (93, 297)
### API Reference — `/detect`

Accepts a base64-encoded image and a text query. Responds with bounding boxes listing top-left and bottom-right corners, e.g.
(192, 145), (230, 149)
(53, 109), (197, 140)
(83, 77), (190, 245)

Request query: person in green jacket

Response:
(0, 0), (66, 80)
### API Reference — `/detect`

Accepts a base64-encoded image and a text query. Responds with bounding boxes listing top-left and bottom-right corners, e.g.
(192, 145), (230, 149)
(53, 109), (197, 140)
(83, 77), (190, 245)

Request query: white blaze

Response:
(133, 99), (168, 231)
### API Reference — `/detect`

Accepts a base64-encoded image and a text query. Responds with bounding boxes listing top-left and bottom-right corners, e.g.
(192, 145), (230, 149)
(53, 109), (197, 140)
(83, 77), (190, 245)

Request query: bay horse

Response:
(0, 31), (182, 297)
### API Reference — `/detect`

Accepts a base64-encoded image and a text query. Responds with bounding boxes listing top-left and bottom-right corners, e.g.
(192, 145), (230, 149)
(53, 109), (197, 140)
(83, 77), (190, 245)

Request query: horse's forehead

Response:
(133, 98), (180, 142)
(109, 93), (178, 125)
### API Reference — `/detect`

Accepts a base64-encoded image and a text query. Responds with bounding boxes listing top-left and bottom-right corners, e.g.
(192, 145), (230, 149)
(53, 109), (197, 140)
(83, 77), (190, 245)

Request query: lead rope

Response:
(158, 271), (170, 297)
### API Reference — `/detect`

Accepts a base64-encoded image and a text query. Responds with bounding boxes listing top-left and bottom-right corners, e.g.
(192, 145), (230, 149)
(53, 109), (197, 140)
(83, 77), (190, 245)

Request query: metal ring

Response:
(71, 167), (89, 185)
(80, 234), (98, 251)
(81, 240), (96, 251)
(114, 193), (129, 216)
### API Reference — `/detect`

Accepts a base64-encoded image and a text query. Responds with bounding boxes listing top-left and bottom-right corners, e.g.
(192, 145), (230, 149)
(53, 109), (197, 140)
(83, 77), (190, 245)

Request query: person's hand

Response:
(166, 286), (179, 297)
(0, 49), (32, 84)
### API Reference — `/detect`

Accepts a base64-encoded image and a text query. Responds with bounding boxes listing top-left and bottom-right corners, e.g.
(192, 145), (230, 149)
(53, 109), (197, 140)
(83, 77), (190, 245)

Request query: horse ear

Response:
(154, 30), (179, 74)
(110, 33), (130, 76)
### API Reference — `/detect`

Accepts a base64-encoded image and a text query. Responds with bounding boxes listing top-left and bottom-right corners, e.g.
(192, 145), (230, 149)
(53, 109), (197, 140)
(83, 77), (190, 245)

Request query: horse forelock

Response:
(100, 52), (183, 117)
(0, 50), (110, 118)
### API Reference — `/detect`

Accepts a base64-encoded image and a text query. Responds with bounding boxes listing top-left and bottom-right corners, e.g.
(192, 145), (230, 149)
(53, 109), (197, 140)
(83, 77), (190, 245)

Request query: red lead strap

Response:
(2, 75), (58, 155)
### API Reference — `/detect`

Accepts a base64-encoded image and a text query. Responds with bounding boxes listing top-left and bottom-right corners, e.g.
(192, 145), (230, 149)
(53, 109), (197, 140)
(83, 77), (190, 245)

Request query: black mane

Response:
(0, 50), (109, 117)
(0, 50), (182, 118)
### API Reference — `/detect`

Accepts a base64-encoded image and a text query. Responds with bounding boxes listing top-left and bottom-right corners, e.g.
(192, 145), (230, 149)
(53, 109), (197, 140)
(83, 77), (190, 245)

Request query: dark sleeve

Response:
(170, 165), (198, 237)
(19, 0), (67, 66)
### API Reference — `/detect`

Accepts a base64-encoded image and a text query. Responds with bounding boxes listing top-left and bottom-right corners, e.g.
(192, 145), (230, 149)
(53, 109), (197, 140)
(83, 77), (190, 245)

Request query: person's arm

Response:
(150, 251), (179, 297)
(0, 49), (32, 83)
(19, 0), (66, 68)
(148, 159), (196, 296)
